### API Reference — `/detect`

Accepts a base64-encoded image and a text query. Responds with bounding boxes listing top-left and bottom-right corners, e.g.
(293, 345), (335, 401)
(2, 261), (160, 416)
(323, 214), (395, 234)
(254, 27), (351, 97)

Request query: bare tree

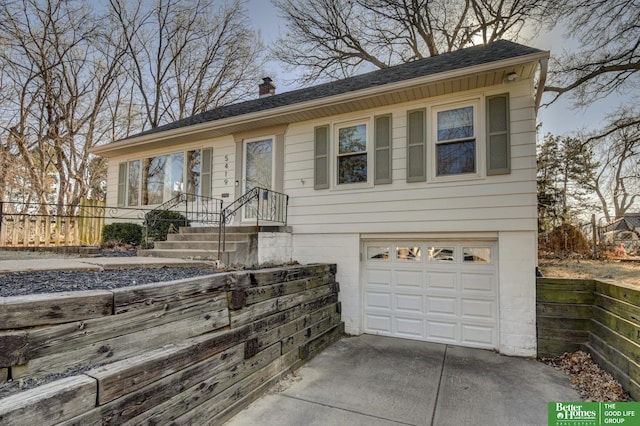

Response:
(543, 0), (640, 106)
(581, 109), (640, 222)
(272, 0), (549, 82)
(0, 0), (265, 209)
(0, 0), (129, 211)
(539, 1), (640, 219)
(109, 0), (264, 130)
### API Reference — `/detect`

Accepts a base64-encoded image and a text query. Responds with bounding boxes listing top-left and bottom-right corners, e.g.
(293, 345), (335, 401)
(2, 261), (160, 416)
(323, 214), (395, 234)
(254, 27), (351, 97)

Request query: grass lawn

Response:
(538, 258), (640, 287)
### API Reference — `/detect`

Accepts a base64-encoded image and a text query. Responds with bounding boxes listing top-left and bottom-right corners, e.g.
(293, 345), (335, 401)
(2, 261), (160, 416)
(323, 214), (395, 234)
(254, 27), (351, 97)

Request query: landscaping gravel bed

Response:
(0, 267), (219, 297)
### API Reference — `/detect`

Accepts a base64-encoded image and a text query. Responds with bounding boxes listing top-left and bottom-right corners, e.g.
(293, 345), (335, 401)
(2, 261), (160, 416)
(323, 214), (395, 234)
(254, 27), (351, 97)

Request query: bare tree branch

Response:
(272, 0), (548, 83)
(543, 0), (640, 106)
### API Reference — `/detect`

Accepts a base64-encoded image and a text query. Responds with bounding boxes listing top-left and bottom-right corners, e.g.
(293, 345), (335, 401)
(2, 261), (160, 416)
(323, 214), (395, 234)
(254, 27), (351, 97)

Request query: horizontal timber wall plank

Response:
(0, 375), (97, 426)
(0, 291), (113, 329)
(25, 293), (228, 361)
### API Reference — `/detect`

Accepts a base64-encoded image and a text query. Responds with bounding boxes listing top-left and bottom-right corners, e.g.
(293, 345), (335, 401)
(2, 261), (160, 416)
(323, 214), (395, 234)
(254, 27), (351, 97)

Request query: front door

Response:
(243, 138), (274, 220)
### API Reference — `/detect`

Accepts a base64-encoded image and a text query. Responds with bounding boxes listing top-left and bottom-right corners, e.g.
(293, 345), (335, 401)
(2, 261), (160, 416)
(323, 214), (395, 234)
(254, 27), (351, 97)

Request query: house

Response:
(600, 213), (640, 254)
(92, 40), (550, 357)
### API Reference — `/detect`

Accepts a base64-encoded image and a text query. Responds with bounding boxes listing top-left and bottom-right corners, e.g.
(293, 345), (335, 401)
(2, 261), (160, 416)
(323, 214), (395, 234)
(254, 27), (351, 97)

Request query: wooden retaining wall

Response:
(537, 277), (640, 400)
(0, 264), (343, 425)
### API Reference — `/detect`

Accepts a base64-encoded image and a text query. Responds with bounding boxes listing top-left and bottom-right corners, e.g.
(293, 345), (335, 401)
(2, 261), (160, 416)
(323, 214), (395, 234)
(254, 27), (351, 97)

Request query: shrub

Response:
(102, 222), (143, 246)
(547, 222), (591, 256)
(144, 210), (189, 243)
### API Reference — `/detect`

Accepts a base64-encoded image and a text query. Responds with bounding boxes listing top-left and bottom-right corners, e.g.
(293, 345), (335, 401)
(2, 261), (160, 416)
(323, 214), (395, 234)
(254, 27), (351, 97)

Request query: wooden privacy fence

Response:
(0, 199), (105, 247)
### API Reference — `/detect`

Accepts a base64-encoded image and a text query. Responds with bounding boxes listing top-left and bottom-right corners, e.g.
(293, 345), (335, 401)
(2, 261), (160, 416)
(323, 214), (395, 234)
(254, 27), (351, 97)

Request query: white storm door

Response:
(243, 138), (274, 221)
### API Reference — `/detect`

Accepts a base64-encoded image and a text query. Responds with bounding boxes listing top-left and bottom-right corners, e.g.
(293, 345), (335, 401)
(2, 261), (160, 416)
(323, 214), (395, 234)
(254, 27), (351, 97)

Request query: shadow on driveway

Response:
(225, 335), (580, 426)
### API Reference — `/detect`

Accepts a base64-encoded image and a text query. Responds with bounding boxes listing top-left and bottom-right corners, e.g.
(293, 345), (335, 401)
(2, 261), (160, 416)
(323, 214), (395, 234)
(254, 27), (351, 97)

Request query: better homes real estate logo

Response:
(549, 402), (640, 425)
(552, 403), (598, 425)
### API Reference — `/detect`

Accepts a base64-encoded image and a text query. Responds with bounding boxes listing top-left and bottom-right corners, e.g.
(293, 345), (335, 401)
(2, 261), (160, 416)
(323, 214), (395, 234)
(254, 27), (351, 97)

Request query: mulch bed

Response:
(541, 350), (630, 402)
(0, 266), (219, 297)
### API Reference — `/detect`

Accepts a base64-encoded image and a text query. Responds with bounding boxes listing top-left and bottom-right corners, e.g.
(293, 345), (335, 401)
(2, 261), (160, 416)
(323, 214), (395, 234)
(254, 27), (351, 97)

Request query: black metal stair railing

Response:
(217, 188), (289, 261)
(144, 193), (224, 243)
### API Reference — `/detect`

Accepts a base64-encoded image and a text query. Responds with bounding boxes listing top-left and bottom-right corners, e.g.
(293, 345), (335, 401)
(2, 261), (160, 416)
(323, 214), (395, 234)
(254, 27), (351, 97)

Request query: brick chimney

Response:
(258, 77), (275, 98)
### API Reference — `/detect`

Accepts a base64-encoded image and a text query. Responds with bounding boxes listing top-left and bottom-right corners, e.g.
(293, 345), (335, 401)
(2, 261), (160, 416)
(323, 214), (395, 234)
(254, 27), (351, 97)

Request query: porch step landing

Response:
(138, 226), (260, 266)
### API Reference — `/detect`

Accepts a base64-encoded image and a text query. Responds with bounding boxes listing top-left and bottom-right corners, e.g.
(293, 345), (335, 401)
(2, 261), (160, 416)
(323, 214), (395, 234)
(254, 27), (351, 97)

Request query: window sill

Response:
(428, 172), (484, 184)
(330, 181), (374, 191)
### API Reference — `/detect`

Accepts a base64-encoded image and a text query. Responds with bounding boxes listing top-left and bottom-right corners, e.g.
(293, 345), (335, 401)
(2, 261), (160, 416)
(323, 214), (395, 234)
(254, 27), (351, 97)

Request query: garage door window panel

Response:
(367, 246), (390, 260)
(463, 247), (492, 263)
(397, 246), (422, 261)
(429, 247), (455, 262)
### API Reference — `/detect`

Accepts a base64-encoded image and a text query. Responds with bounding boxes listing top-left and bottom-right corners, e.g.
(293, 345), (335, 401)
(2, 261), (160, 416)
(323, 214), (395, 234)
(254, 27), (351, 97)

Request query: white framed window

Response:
(335, 120), (370, 186)
(118, 148), (206, 206)
(431, 100), (481, 180)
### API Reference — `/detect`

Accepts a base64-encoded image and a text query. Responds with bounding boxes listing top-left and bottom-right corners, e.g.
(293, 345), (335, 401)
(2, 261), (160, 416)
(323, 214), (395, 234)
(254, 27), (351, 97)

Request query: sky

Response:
(246, 0), (623, 140)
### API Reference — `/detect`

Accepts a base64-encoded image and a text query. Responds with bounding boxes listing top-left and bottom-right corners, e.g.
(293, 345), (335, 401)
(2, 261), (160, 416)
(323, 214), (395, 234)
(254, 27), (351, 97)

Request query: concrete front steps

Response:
(139, 226), (258, 265)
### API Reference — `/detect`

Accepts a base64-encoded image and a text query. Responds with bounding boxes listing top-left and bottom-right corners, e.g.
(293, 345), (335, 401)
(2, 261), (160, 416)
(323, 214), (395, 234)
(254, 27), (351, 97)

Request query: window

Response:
(118, 149), (205, 206)
(337, 122), (368, 184)
(434, 104), (477, 177)
(201, 148), (213, 197)
(185, 150), (201, 199)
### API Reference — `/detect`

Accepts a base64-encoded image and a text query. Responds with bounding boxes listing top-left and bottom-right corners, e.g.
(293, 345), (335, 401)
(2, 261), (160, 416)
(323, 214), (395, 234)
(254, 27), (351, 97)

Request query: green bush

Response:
(101, 222), (143, 246)
(144, 210), (189, 243)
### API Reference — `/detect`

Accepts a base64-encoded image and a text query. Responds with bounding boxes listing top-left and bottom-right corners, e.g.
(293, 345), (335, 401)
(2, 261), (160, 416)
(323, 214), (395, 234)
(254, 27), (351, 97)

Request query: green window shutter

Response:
(314, 125), (330, 189)
(117, 163), (126, 206)
(201, 147), (213, 197)
(486, 94), (510, 175)
(406, 109), (426, 182)
(375, 114), (392, 184)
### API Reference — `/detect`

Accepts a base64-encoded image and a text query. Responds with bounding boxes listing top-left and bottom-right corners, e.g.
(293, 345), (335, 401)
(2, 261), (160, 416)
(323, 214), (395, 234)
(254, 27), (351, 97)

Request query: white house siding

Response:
(283, 81), (538, 354)
(283, 82), (537, 234)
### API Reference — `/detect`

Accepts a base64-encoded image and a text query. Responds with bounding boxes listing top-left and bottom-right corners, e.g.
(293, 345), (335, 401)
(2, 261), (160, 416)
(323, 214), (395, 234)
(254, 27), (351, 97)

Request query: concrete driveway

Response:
(226, 335), (580, 426)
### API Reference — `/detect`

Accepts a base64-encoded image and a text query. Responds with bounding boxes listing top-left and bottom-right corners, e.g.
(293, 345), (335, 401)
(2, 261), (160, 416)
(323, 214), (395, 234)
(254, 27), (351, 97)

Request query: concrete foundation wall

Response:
(258, 232), (293, 265)
(292, 234), (361, 334)
(498, 231), (537, 356)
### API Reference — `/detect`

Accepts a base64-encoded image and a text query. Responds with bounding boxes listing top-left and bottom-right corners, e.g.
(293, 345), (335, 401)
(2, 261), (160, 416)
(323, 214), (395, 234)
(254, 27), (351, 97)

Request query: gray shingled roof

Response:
(127, 40), (543, 140)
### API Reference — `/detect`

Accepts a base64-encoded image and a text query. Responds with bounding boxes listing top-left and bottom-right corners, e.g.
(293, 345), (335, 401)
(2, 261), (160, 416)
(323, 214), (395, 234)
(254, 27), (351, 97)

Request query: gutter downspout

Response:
(534, 58), (548, 114)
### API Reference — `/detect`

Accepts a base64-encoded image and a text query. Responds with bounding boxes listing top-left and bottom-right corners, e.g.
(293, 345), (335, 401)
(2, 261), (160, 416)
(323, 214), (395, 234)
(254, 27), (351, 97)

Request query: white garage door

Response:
(363, 241), (498, 349)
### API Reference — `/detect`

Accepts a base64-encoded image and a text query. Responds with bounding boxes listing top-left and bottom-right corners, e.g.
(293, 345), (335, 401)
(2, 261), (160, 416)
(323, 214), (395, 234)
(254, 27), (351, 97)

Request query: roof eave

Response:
(92, 50), (549, 157)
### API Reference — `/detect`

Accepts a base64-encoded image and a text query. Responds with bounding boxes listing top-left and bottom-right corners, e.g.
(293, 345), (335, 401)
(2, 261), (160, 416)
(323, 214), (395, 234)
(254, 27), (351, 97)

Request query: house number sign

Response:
(224, 154), (229, 185)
